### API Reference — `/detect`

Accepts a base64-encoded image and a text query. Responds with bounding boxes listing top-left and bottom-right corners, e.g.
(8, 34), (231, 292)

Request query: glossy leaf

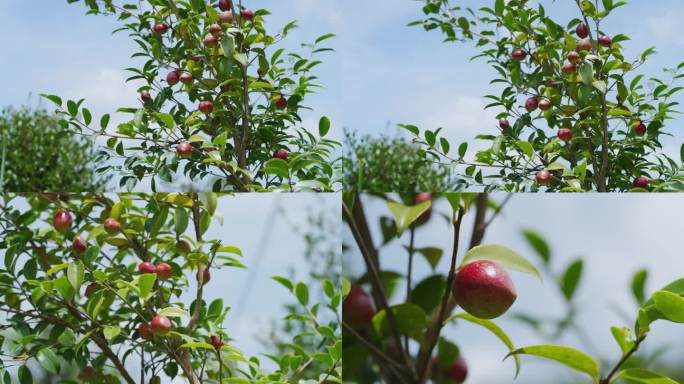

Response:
(460, 244), (541, 280)
(505, 345), (599, 379)
(387, 200), (431, 236)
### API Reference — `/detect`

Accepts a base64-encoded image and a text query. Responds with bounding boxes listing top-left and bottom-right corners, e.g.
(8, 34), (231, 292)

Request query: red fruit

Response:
(203, 268), (211, 284)
(139, 262), (157, 274)
(176, 240), (191, 254)
(210, 335), (224, 351)
(576, 23), (589, 38)
(576, 38), (592, 52)
(524, 97), (539, 112)
(538, 99), (552, 111)
(219, 11), (235, 24)
(240, 8), (254, 21)
(53, 209), (73, 232)
(208, 23), (222, 37)
(446, 356), (468, 383)
(153, 23), (169, 34)
(273, 149), (288, 160)
(275, 96), (288, 109)
(558, 128), (573, 142)
(166, 70), (180, 86)
(156, 263), (173, 280)
(452, 260), (517, 319)
(598, 35), (612, 47)
(140, 90), (152, 104)
(567, 51), (581, 64)
(511, 49), (527, 61)
(177, 142), (193, 158)
(218, 0), (232, 11)
(79, 367), (96, 380)
(85, 283), (98, 298)
(499, 118), (510, 130)
(179, 72), (193, 84)
(139, 322), (154, 340)
(635, 121), (647, 136)
(536, 170), (552, 185)
(73, 235), (87, 254)
(199, 101), (214, 114)
(104, 218), (121, 234)
(633, 176), (649, 189)
(150, 315), (172, 335)
(204, 34), (219, 47)
(343, 284), (376, 328)
(562, 62), (577, 74)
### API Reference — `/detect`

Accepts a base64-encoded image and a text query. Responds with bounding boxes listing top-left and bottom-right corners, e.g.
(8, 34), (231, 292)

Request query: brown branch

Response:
(91, 333), (137, 384)
(600, 336), (646, 384)
(342, 322), (409, 384)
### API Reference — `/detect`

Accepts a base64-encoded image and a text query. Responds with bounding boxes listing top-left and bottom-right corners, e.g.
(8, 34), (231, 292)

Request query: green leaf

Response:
(175, 207), (189, 235)
(157, 113), (175, 129)
(372, 303), (427, 340)
(579, 62), (594, 86)
(295, 282), (309, 306)
(560, 259), (583, 301)
(610, 326), (635, 355)
(67, 261), (84, 292)
(58, 328), (76, 347)
(103, 325), (121, 341)
(36, 348), (60, 374)
(505, 345), (599, 379)
(221, 35), (235, 58)
(414, 247), (443, 270)
(18, 365), (33, 384)
(272, 276), (293, 291)
(319, 116), (331, 136)
(592, 79), (607, 94)
(615, 368), (678, 384)
(387, 200), (431, 236)
(460, 244), (542, 280)
(410, 275), (446, 314)
(158, 306), (190, 319)
(137, 273), (157, 301)
(521, 230), (550, 264)
(515, 141), (534, 159)
(652, 291), (684, 323)
(444, 192), (462, 212)
(631, 269), (648, 305)
(179, 342), (215, 351)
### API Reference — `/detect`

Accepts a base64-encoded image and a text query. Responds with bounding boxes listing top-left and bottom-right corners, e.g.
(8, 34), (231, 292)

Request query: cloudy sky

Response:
(344, 194), (684, 384)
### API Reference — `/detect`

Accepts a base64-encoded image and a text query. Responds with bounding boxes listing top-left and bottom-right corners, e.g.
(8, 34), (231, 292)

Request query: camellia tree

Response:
(343, 192), (684, 383)
(0, 193), (342, 383)
(43, 0), (339, 192)
(401, 0), (684, 192)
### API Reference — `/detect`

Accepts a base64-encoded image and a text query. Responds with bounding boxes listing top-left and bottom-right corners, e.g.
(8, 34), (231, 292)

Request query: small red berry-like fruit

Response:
(139, 262), (157, 274)
(567, 51), (581, 64)
(166, 70), (180, 86)
(273, 149), (288, 160)
(240, 8), (254, 20)
(538, 99), (552, 111)
(140, 90), (152, 104)
(576, 38), (593, 52)
(275, 96), (288, 109)
(575, 23), (589, 38)
(177, 142), (193, 158)
(447, 356), (468, 383)
(633, 176), (649, 189)
(153, 23), (169, 34)
(452, 260), (517, 319)
(139, 322), (154, 340)
(156, 263), (173, 280)
(73, 235), (87, 254)
(219, 11), (234, 24)
(536, 170), (552, 185)
(635, 121), (647, 136)
(53, 209), (73, 232)
(202, 268), (211, 284)
(499, 118), (510, 130)
(525, 97), (539, 112)
(104, 218), (121, 234)
(218, 0), (232, 11)
(511, 49), (527, 61)
(204, 34), (219, 47)
(562, 62), (577, 74)
(210, 335), (225, 351)
(199, 101), (214, 114)
(150, 315), (172, 335)
(176, 240), (191, 254)
(179, 72), (193, 84)
(343, 284), (376, 328)
(598, 35), (612, 47)
(558, 128), (573, 142)
(85, 283), (98, 298)
(208, 23), (222, 37)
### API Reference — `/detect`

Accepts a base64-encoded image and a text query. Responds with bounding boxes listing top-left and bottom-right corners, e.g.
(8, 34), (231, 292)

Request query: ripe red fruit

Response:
(153, 23), (169, 34)
(199, 101), (214, 115)
(633, 176), (649, 189)
(452, 260), (517, 319)
(139, 262), (157, 274)
(210, 335), (224, 351)
(575, 23), (589, 38)
(204, 34), (219, 47)
(598, 35), (612, 47)
(499, 118), (510, 130)
(273, 149), (288, 160)
(73, 235), (87, 254)
(635, 121), (647, 136)
(219, 11), (235, 24)
(179, 72), (193, 84)
(166, 70), (180, 86)
(511, 49), (527, 61)
(343, 284), (376, 328)
(139, 322), (154, 340)
(275, 96), (288, 109)
(218, 0), (232, 11)
(567, 51), (581, 64)
(538, 99), (552, 111)
(85, 283), (98, 298)
(53, 209), (73, 232)
(156, 263), (173, 280)
(558, 128), (573, 142)
(447, 356), (468, 383)
(150, 315), (172, 335)
(203, 268), (211, 284)
(177, 142), (192, 158)
(576, 38), (592, 52)
(536, 169), (552, 185)
(208, 23), (222, 37)
(525, 97), (539, 112)
(240, 8), (254, 21)
(140, 90), (152, 104)
(104, 218), (121, 234)
(562, 62), (577, 74)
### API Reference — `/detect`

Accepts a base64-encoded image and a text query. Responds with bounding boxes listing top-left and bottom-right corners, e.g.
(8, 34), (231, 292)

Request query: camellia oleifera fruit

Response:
(156, 263), (173, 280)
(273, 149), (288, 160)
(139, 262), (157, 274)
(536, 170), (552, 186)
(150, 315), (172, 335)
(73, 235), (87, 254)
(104, 218), (121, 234)
(451, 260), (517, 319)
(53, 209), (73, 232)
(447, 356), (468, 383)
(342, 284), (376, 328)
(633, 176), (649, 189)
(139, 322), (154, 340)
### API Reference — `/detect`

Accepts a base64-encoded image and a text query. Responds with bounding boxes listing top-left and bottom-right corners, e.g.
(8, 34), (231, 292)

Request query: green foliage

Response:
(0, 107), (108, 192)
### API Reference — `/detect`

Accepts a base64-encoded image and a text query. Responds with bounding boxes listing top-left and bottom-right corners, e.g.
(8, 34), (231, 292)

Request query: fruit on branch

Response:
(576, 23), (589, 38)
(557, 128), (573, 142)
(204, 34), (219, 47)
(633, 176), (649, 189)
(150, 315), (172, 335)
(140, 90), (152, 104)
(139, 262), (157, 274)
(219, 11), (235, 24)
(536, 169), (552, 186)
(85, 283), (98, 298)
(562, 62), (577, 74)
(166, 70), (180, 86)
(153, 23), (169, 34)
(275, 96), (288, 109)
(53, 209), (73, 232)
(203, 268), (211, 284)
(576, 38), (592, 52)
(218, 0), (232, 11)
(511, 49), (527, 61)
(598, 35), (612, 47)
(273, 149), (288, 160)
(139, 322), (154, 340)
(567, 51), (581, 64)
(210, 335), (225, 351)
(524, 97), (539, 112)
(156, 263), (173, 280)
(79, 367), (96, 380)
(73, 235), (87, 254)
(104, 218), (121, 234)
(176, 240), (191, 254)
(199, 101), (214, 114)
(179, 72), (193, 84)
(499, 118), (510, 131)
(177, 142), (193, 158)
(208, 23), (222, 37)
(447, 356), (468, 383)
(538, 99), (552, 111)
(343, 284), (376, 328)
(635, 121), (647, 136)
(451, 260), (517, 319)
(240, 8), (255, 21)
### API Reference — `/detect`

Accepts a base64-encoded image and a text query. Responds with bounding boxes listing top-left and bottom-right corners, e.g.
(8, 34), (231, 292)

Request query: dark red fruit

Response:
(79, 367), (96, 380)
(273, 149), (288, 160)
(156, 263), (173, 280)
(525, 97), (539, 112)
(275, 96), (288, 109)
(140, 90), (152, 104)
(208, 23), (222, 37)
(73, 235), (87, 254)
(343, 284), (376, 328)
(199, 101), (214, 114)
(635, 121), (647, 136)
(202, 268), (211, 284)
(219, 11), (235, 24)
(633, 176), (649, 189)
(85, 283), (98, 298)
(139, 262), (157, 274)
(536, 169), (552, 185)
(104, 218), (121, 234)
(576, 38), (592, 52)
(179, 72), (193, 84)
(210, 335), (225, 351)
(576, 23), (589, 38)
(598, 35), (612, 47)
(538, 99), (552, 111)
(240, 8), (254, 20)
(558, 128), (573, 142)
(139, 322), (154, 340)
(218, 0), (232, 11)
(153, 23), (169, 34)
(177, 142), (192, 158)
(204, 34), (219, 47)
(511, 49), (527, 61)
(499, 118), (510, 130)
(166, 70), (180, 86)
(150, 315), (172, 335)
(447, 356), (468, 383)
(567, 51), (581, 64)
(452, 260), (517, 319)
(562, 62), (577, 74)
(53, 209), (73, 232)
